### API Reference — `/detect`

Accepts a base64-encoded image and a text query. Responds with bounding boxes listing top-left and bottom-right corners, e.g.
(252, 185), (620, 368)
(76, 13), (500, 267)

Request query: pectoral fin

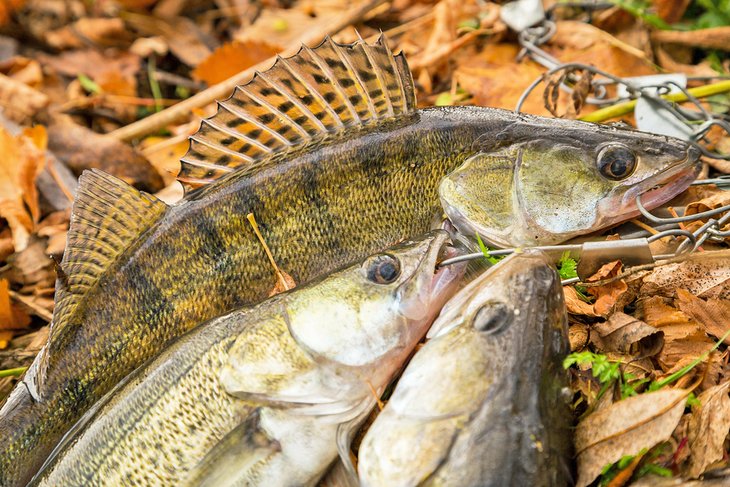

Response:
(183, 409), (281, 487)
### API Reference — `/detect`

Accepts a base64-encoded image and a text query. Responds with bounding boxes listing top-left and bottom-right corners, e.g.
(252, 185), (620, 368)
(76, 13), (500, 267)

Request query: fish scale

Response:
(0, 35), (699, 486)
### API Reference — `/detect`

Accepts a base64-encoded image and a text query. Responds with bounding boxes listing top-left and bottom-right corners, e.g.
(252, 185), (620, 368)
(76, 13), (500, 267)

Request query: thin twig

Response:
(8, 290), (53, 322)
(109, 0), (389, 141)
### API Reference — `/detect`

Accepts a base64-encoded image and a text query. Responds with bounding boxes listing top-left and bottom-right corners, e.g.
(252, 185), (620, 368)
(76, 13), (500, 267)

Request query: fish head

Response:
(440, 119), (701, 247)
(286, 230), (465, 371)
(427, 250), (566, 341)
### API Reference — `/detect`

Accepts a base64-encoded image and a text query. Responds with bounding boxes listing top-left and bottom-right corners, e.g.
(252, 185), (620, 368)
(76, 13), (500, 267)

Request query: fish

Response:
(30, 231), (464, 487)
(358, 250), (573, 487)
(0, 35), (698, 485)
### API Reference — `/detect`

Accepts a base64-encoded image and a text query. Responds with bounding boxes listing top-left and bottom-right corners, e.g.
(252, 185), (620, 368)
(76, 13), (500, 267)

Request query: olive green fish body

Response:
(358, 251), (573, 487)
(0, 36), (698, 485)
(32, 232), (463, 486)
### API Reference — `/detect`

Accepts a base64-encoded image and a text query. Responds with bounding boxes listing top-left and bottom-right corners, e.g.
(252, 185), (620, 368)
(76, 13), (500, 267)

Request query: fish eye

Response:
(597, 145), (637, 181)
(365, 254), (401, 284)
(472, 302), (512, 334)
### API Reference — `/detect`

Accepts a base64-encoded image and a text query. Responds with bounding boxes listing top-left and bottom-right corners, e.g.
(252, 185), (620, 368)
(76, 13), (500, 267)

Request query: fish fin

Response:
(184, 409), (281, 487)
(35, 169), (167, 393)
(179, 34), (416, 194)
(336, 397), (376, 481)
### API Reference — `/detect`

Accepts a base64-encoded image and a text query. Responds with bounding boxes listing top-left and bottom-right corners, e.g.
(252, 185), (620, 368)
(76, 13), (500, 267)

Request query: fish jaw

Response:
(600, 148), (702, 224)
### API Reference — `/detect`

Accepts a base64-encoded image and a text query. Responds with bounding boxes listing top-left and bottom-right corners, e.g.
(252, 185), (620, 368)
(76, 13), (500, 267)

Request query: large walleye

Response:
(31, 232), (463, 486)
(358, 251), (572, 487)
(0, 35), (698, 484)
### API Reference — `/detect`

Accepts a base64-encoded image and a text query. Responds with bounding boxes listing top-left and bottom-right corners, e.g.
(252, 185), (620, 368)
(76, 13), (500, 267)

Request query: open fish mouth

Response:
(612, 147), (702, 222)
(433, 244), (464, 298)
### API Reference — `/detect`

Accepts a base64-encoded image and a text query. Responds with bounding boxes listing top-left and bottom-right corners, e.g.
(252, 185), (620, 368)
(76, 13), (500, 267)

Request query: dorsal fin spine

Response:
(331, 41), (377, 119)
(304, 45), (361, 123)
(178, 36), (417, 193)
(276, 55), (344, 129)
(257, 71), (328, 133)
(238, 83), (307, 141)
(206, 110), (274, 154)
(191, 134), (252, 164)
(222, 95), (290, 147)
(362, 42), (394, 117)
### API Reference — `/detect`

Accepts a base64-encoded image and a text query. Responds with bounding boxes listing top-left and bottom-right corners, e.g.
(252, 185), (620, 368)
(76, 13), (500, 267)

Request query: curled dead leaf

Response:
(686, 381), (730, 478)
(0, 125), (47, 252)
(575, 388), (688, 487)
(591, 312), (663, 356)
(675, 289), (730, 344)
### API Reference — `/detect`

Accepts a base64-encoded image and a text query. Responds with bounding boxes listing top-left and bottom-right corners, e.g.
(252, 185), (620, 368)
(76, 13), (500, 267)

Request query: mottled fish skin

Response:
(358, 251), (573, 487)
(0, 37), (697, 485)
(30, 232), (462, 487)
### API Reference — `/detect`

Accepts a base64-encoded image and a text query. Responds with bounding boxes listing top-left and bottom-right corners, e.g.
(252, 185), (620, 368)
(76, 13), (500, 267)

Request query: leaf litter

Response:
(0, 0), (729, 485)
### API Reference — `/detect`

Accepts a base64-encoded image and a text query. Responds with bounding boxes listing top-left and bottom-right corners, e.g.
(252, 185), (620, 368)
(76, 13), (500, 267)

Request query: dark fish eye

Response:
(597, 145), (637, 181)
(365, 254), (401, 284)
(472, 302), (512, 334)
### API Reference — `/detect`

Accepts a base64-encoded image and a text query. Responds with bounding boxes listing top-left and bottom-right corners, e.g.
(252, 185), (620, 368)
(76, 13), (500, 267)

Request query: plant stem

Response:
(579, 80), (730, 123)
(0, 366), (27, 378)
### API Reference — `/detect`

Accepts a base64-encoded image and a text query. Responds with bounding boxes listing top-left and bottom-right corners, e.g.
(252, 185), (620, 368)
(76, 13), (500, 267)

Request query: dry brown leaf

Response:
(641, 251), (730, 300)
(591, 312), (663, 356)
(47, 119), (164, 193)
(2, 238), (56, 292)
(653, 0), (692, 23)
(587, 261), (628, 317)
(0, 126), (47, 252)
(45, 18), (129, 50)
(0, 279), (31, 332)
(569, 322), (590, 351)
(575, 388), (688, 487)
(235, 8), (340, 52)
(40, 49), (140, 94)
(675, 289), (730, 344)
(685, 381), (730, 478)
(192, 41), (279, 86)
(0, 0), (25, 27)
(0, 73), (49, 124)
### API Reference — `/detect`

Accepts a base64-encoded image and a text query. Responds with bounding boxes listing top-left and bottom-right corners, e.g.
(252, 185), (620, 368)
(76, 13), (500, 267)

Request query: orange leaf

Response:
(192, 41), (279, 86)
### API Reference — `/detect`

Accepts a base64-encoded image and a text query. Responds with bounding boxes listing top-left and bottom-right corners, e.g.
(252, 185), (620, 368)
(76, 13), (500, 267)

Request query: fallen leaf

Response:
(685, 381), (730, 478)
(0, 279), (31, 331)
(0, 126), (47, 251)
(653, 0), (692, 23)
(192, 40), (279, 86)
(235, 8), (339, 51)
(40, 49), (140, 95)
(675, 289), (730, 344)
(569, 322), (590, 351)
(1, 238), (55, 292)
(0, 73), (49, 124)
(641, 296), (714, 370)
(47, 119), (164, 193)
(586, 261), (629, 317)
(0, 0), (25, 27)
(45, 18), (129, 50)
(574, 388), (688, 487)
(591, 312), (663, 356)
(641, 251), (730, 300)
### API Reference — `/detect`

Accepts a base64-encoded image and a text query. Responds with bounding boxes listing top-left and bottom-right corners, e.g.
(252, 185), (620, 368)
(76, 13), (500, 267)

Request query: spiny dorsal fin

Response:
(179, 35), (416, 193)
(49, 169), (167, 350)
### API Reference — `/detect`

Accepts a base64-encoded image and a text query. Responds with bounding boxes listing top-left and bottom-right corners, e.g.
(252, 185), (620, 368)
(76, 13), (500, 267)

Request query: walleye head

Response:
(427, 250), (565, 341)
(286, 230), (465, 370)
(440, 119), (702, 247)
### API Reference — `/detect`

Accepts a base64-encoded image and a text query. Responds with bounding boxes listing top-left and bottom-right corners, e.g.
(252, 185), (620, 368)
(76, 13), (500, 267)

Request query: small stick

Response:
(246, 213), (291, 292)
(366, 380), (385, 411)
(629, 219), (659, 235)
(109, 0), (388, 141)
